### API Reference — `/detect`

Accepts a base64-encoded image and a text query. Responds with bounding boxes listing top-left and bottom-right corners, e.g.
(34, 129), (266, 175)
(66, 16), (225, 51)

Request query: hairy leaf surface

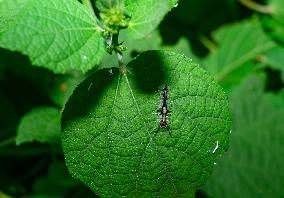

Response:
(125, 0), (169, 39)
(0, 0), (106, 73)
(62, 51), (231, 197)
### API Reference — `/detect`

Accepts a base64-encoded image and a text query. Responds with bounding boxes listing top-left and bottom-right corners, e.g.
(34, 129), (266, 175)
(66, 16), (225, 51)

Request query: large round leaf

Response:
(62, 51), (231, 197)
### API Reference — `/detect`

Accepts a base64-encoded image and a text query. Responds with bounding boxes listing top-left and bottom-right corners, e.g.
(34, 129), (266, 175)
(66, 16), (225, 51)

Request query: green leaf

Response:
(261, 0), (284, 45)
(124, 0), (169, 39)
(0, 0), (106, 73)
(204, 19), (275, 89)
(202, 74), (284, 197)
(16, 106), (61, 145)
(96, 0), (124, 11)
(258, 45), (284, 81)
(62, 51), (232, 197)
(0, 0), (29, 33)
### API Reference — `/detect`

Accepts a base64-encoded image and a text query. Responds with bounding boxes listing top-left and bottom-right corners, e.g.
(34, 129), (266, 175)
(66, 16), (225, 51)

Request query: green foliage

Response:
(0, 0), (106, 73)
(97, 0), (176, 39)
(204, 19), (275, 90)
(62, 51), (231, 197)
(124, 0), (169, 39)
(96, 0), (124, 11)
(0, 0), (29, 33)
(1, 0), (284, 197)
(16, 107), (61, 145)
(259, 45), (284, 80)
(202, 74), (284, 197)
(262, 0), (284, 44)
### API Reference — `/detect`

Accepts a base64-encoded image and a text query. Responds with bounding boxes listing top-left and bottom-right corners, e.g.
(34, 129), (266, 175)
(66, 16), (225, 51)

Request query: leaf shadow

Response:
(61, 68), (118, 127)
(128, 51), (168, 93)
(62, 51), (168, 128)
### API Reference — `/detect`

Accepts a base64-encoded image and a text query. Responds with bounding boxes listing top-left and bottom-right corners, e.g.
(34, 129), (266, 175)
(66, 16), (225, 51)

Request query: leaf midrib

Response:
(215, 41), (275, 81)
(105, 72), (122, 195)
(123, 72), (151, 195)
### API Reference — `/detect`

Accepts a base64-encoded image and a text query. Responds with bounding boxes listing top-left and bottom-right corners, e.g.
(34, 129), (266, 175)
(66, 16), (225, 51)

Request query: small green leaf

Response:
(0, 0), (106, 73)
(261, 0), (284, 45)
(16, 106), (61, 145)
(62, 51), (231, 197)
(124, 0), (169, 39)
(202, 74), (284, 197)
(204, 19), (275, 89)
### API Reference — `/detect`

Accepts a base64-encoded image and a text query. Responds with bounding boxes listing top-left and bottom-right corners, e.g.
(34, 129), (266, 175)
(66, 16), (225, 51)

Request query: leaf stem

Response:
(238, 0), (273, 14)
(0, 136), (16, 148)
(0, 191), (13, 198)
(112, 33), (125, 68)
(199, 35), (217, 53)
(82, 0), (97, 19)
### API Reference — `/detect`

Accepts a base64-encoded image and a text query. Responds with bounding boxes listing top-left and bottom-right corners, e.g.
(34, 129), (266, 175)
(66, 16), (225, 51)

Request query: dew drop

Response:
(174, 3), (178, 8)
(82, 55), (88, 61)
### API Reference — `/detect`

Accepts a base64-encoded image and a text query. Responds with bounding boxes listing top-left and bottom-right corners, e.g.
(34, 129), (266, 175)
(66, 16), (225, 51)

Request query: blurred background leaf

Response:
(16, 106), (61, 145)
(202, 73), (284, 197)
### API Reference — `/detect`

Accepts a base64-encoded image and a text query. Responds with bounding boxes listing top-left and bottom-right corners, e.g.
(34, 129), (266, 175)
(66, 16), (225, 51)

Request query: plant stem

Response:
(0, 136), (16, 148)
(82, 0), (97, 19)
(112, 33), (125, 68)
(238, 0), (272, 14)
(199, 35), (217, 53)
